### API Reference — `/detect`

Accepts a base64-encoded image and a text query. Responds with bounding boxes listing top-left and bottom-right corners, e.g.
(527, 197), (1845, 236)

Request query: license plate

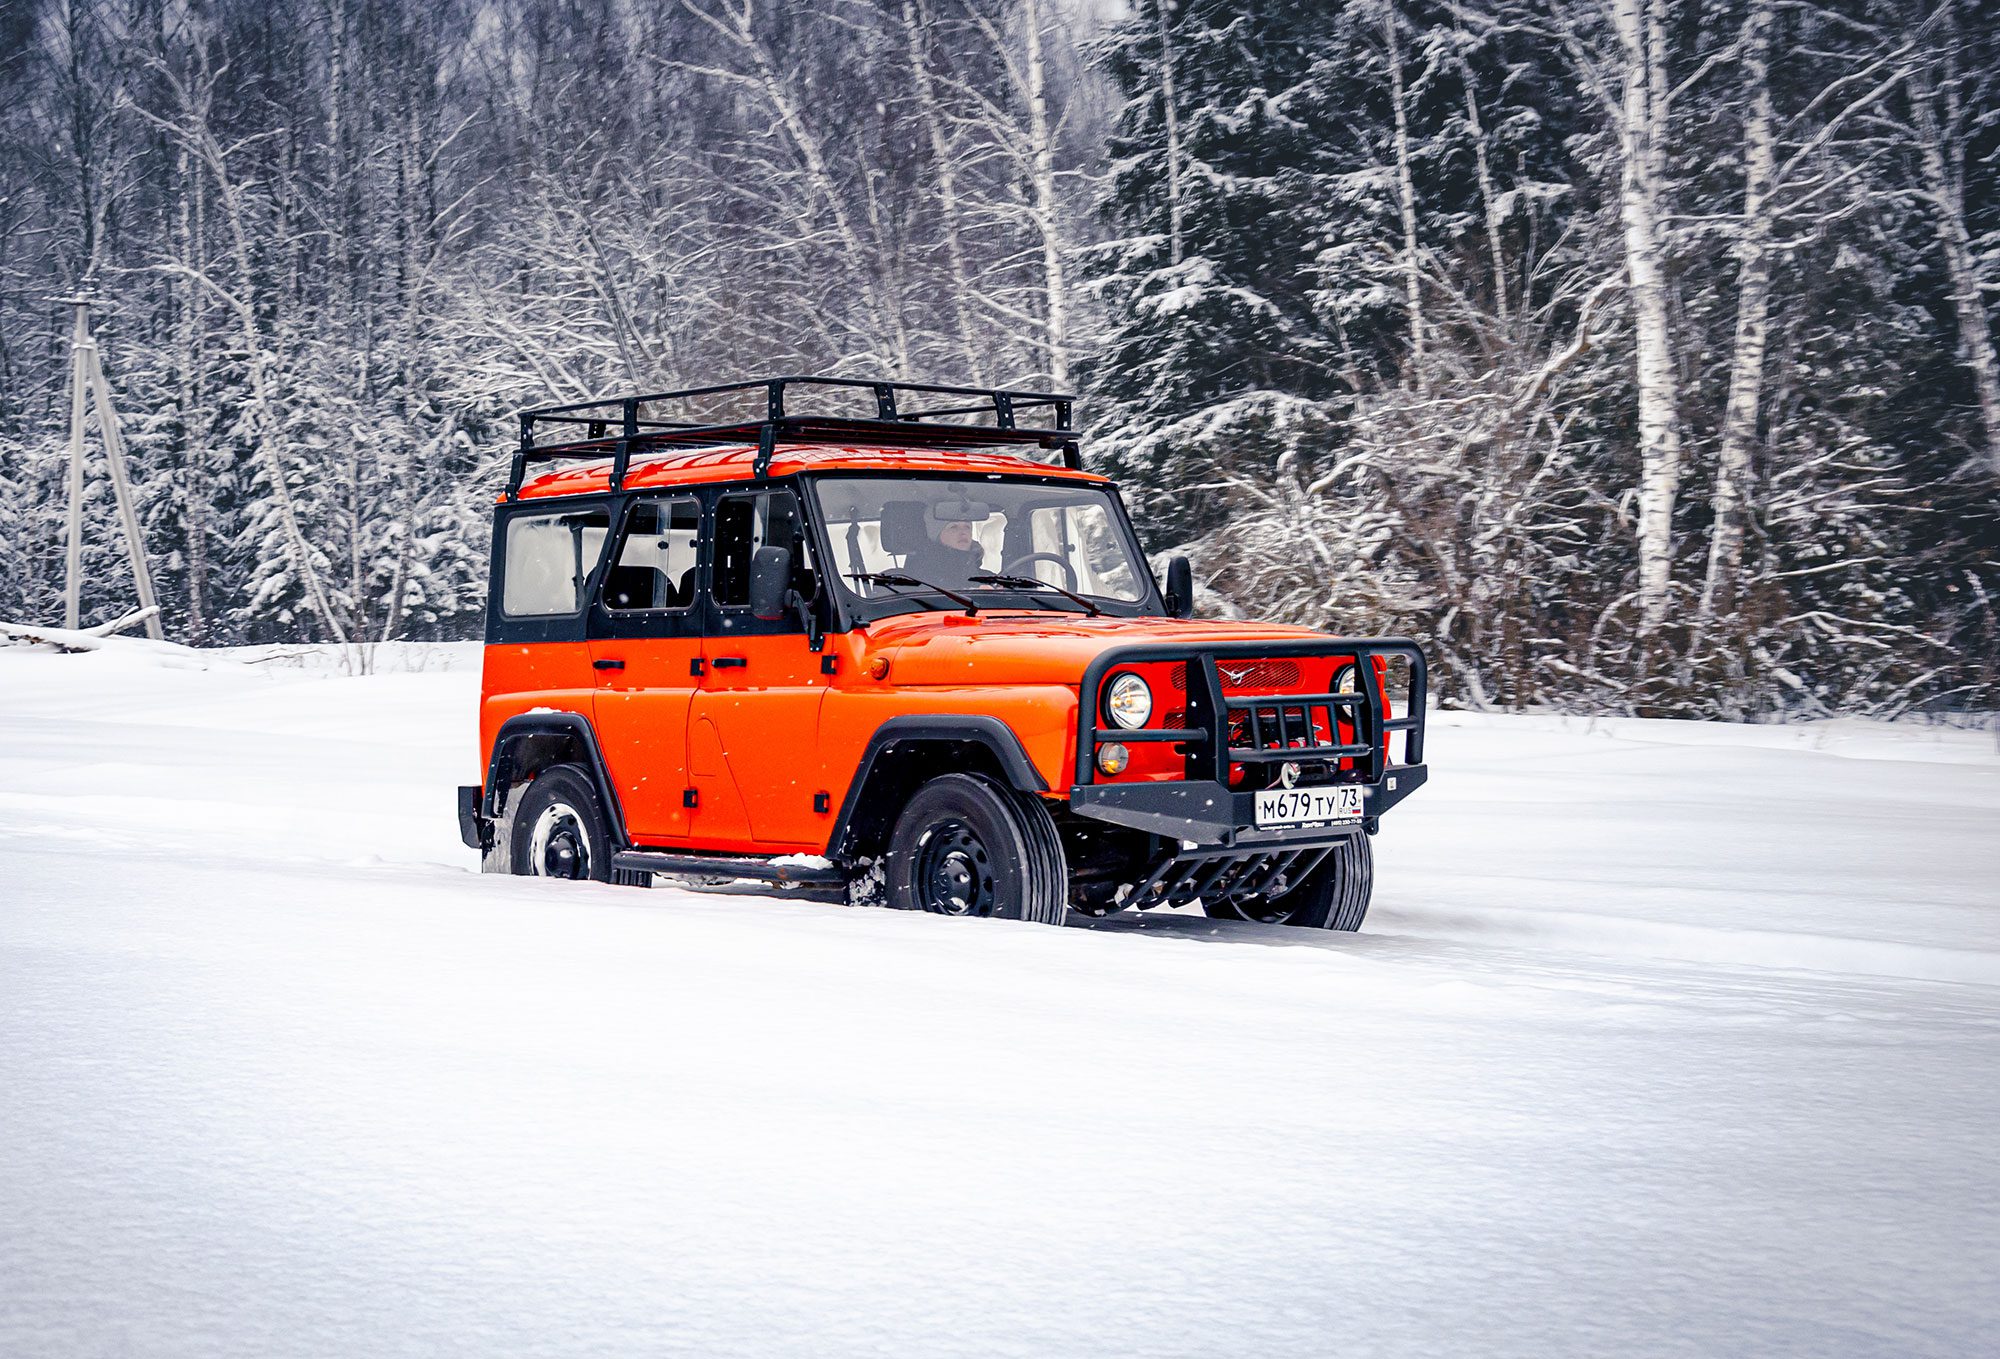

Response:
(1253, 785), (1364, 828)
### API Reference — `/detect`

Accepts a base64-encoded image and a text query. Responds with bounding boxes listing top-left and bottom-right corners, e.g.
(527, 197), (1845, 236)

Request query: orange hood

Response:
(854, 611), (1334, 687)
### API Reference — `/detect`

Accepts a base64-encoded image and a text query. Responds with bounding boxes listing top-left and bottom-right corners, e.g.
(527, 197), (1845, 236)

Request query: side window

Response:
(713, 491), (817, 610)
(601, 497), (700, 612)
(502, 507), (611, 617)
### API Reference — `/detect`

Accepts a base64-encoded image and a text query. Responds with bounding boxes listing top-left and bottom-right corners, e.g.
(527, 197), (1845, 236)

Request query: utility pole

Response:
(58, 296), (166, 641)
(63, 305), (89, 632)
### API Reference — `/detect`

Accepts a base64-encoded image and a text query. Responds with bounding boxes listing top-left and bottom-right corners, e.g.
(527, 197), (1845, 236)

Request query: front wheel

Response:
(1203, 834), (1372, 931)
(883, 774), (1068, 925)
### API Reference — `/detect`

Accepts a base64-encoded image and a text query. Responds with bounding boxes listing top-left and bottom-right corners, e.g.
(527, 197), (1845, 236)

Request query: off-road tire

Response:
(483, 763), (649, 887)
(883, 773), (1068, 925)
(1203, 834), (1372, 932)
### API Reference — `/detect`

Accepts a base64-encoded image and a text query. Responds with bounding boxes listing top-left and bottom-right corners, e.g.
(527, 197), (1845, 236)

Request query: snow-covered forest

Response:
(0, 0), (1994, 717)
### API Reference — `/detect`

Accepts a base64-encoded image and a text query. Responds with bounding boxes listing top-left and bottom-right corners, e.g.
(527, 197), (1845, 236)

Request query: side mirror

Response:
(1164, 555), (1195, 619)
(749, 545), (792, 621)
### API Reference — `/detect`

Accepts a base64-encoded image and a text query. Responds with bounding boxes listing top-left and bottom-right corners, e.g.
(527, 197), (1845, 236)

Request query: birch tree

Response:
(897, 0), (989, 382)
(957, 0), (1083, 389)
(1607, 0), (1684, 635)
(1698, 0), (1777, 621)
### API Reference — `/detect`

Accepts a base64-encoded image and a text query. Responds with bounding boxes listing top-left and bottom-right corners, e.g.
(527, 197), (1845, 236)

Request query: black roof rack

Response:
(506, 375), (1081, 500)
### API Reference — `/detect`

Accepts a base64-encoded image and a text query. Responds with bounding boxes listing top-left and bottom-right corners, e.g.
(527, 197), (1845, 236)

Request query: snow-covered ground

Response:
(3, 642), (1997, 1358)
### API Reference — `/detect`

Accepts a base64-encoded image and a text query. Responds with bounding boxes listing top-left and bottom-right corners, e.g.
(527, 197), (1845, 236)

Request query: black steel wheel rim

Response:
(914, 819), (995, 916)
(1211, 877), (1297, 924)
(1223, 896), (1293, 925)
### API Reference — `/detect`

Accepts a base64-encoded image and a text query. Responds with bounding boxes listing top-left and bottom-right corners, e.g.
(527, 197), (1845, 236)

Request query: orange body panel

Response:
(689, 629), (833, 852)
(590, 635), (699, 839)
(479, 642), (598, 774)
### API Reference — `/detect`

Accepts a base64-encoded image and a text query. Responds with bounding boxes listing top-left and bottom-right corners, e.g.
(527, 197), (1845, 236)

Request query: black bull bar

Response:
(1069, 638), (1429, 847)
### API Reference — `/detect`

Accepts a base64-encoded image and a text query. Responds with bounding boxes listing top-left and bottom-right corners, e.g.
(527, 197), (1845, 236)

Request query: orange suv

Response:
(458, 377), (1428, 931)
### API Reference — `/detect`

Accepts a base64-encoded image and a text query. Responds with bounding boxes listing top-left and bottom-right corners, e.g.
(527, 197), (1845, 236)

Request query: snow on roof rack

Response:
(507, 375), (1081, 500)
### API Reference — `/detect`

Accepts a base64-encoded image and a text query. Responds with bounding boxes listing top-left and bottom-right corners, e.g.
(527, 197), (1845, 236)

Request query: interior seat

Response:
(878, 501), (928, 562)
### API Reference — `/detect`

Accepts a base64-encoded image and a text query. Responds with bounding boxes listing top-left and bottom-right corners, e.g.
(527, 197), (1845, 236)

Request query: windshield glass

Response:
(810, 477), (1148, 607)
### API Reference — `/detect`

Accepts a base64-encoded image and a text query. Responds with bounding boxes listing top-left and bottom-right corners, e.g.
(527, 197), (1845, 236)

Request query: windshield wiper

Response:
(854, 571), (980, 616)
(968, 572), (1102, 616)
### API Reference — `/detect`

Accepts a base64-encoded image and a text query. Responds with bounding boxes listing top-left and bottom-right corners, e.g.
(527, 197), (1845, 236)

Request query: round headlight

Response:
(1332, 664), (1360, 694)
(1104, 672), (1153, 729)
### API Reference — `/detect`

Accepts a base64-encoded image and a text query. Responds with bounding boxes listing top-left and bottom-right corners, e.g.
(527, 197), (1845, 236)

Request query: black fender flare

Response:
(480, 712), (630, 850)
(827, 715), (1048, 861)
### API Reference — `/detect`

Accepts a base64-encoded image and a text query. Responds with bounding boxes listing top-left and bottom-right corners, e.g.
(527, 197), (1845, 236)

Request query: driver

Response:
(901, 505), (988, 584)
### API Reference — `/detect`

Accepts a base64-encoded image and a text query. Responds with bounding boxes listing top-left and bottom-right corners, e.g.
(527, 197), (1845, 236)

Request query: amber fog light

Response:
(1096, 742), (1131, 775)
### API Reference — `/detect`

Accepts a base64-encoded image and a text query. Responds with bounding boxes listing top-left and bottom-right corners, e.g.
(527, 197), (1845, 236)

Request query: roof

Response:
(508, 442), (1110, 502)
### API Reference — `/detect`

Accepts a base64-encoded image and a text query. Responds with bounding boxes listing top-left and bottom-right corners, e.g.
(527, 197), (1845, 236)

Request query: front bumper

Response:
(1070, 763), (1427, 846)
(1069, 636), (1429, 848)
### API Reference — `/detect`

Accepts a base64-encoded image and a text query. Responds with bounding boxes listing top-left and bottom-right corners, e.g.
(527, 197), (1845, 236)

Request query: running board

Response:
(610, 850), (845, 886)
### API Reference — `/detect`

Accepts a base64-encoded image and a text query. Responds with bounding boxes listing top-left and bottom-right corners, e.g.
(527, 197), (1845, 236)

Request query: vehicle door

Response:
(586, 493), (704, 842)
(688, 485), (831, 851)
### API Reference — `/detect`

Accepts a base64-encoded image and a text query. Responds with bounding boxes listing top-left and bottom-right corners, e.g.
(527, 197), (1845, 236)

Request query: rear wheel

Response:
(1202, 835), (1372, 932)
(484, 764), (649, 887)
(883, 774), (1068, 926)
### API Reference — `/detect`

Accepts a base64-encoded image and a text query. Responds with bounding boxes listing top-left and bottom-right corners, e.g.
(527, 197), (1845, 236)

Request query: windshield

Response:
(810, 476), (1150, 609)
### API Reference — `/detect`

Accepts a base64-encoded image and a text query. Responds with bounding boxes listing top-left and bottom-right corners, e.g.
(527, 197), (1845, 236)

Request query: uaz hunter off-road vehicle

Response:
(459, 377), (1428, 930)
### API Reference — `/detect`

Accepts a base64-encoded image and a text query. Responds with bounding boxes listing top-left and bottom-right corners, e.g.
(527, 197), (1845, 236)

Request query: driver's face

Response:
(937, 520), (974, 551)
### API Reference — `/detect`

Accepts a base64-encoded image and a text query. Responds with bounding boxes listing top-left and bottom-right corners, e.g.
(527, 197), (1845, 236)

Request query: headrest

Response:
(764, 506), (798, 551)
(880, 501), (929, 554)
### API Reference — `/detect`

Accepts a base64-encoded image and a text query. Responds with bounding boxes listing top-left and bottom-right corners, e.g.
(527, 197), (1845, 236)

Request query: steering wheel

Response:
(1000, 552), (1079, 592)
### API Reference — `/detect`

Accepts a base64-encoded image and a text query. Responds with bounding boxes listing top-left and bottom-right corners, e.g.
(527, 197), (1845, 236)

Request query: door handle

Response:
(593, 658), (625, 671)
(711, 656), (748, 669)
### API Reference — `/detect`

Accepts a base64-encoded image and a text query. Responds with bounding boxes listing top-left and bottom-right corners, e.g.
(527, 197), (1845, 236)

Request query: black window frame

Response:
(702, 480), (827, 640)
(486, 494), (620, 645)
(588, 492), (706, 641)
(800, 471), (1166, 624)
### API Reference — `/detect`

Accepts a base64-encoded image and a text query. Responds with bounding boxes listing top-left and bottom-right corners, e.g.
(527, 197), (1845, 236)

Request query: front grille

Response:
(1227, 706), (1331, 752)
(1169, 660), (1302, 692)
(1225, 692), (1373, 766)
(1221, 697), (1366, 789)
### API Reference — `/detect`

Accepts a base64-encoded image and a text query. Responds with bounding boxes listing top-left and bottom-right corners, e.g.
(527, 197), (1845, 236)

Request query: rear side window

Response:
(502, 508), (611, 617)
(602, 497), (701, 612)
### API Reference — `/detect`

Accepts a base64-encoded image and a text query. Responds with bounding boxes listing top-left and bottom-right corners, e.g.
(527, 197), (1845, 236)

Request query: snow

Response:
(3, 643), (1998, 1357)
